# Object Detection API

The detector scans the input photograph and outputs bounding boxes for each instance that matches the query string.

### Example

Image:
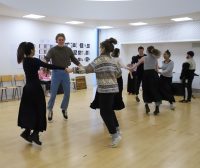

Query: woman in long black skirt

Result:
[90,48,128,111]
[158,50,175,110]
[129,46,162,115]
[17,42,66,145]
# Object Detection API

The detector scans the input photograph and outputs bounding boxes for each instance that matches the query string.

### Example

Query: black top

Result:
[23,57,65,82]
[131,54,147,76]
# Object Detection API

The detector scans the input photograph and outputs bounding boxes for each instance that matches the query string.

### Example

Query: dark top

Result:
[131,54,147,76]
[23,57,65,83]
[45,45,80,67]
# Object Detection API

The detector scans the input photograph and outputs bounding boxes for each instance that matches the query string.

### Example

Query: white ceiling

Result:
[0,0,200,28]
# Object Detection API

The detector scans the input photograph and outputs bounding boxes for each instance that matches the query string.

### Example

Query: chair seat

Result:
[6,86,18,89]
[0,87,6,90]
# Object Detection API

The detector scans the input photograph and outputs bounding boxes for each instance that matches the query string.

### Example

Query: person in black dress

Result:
[158,50,175,110]
[17,42,67,145]
[131,46,146,102]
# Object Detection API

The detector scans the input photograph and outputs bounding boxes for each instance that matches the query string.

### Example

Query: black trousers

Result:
[135,75,143,95]
[99,93,119,134]
[182,76,194,101]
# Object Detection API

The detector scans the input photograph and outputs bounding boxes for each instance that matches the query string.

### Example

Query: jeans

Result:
[47,70,70,111]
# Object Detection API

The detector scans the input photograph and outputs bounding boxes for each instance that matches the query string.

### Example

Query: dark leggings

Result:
[99,93,119,134]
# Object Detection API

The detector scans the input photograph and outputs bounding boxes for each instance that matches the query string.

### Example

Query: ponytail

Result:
[17,42,35,64]
[147,45,161,58]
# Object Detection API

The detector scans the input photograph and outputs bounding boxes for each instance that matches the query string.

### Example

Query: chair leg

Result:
[12,89,14,99]
[5,90,7,101]
[0,90,3,101]
[16,88,19,100]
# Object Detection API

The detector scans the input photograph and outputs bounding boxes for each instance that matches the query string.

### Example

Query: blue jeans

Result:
[48,70,70,111]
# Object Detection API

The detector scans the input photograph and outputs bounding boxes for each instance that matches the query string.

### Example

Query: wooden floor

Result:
[0,89,200,168]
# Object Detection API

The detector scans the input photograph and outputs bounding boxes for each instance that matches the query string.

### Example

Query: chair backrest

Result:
[0,75,13,87]
[14,74,25,86]
[14,74,25,81]
[1,75,12,82]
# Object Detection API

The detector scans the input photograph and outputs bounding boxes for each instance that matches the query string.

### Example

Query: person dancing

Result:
[129,46,162,115]
[158,50,175,110]
[67,38,122,147]
[90,48,127,111]
[17,42,67,145]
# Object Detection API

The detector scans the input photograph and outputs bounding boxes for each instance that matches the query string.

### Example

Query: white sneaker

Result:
[111,135,122,148]
[170,104,175,110]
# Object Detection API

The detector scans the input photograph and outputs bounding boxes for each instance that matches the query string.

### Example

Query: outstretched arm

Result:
[38,59,65,70]
[128,57,144,71]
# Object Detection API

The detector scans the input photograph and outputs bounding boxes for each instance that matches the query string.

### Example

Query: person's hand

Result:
[127,64,132,68]
[65,68,73,73]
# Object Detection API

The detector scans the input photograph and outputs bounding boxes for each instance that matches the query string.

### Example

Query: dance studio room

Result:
[0,0,200,168]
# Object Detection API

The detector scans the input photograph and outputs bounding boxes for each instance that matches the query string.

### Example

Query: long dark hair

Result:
[112,48,120,58]
[100,37,117,54]
[17,42,35,64]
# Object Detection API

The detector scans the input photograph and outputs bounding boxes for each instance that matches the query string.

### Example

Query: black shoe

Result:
[48,109,53,121]
[30,132,42,145]
[136,96,140,102]
[20,130,32,143]
[62,110,68,119]
[186,99,191,103]
[179,99,187,103]
[145,104,150,114]
[154,106,160,116]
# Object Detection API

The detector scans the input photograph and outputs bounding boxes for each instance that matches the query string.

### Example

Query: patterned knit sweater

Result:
[73,54,121,93]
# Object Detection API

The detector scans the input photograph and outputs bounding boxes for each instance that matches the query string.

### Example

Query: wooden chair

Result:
[0,80,7,101]
[0,75,19,100]
[14,74,25,98]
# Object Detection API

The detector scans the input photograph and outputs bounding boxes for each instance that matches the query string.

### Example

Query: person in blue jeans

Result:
[45,33,81,121]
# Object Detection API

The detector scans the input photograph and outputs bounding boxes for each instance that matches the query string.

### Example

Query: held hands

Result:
[65,68,73,73]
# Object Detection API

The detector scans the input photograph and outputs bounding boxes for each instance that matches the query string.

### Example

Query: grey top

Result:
[160,60,174,77]
[45,45,80,68]
[144,52,158,70]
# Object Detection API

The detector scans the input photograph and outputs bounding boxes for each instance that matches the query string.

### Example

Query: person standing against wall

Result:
[45,33,81,121]
[179,51,196,103]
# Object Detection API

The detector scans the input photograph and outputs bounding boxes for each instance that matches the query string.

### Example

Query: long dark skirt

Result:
[159,75,175,103]
[18,81,47,132]
[142,70,162,103]
[90,76,125,110]
[127,72,136,94]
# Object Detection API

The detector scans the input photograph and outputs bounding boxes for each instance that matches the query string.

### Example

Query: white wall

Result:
[100,21,200,89]
[0,15,98,87]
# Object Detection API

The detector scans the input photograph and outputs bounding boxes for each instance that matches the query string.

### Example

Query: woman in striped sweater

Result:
[67,38,122,147]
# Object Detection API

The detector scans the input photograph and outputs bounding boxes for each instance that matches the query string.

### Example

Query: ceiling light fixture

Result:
[65,21,84,24]
[171,17,193,22]
[97,26,113,29]
[23,14,45,19]
[129,22,148,26]
[87,0,132,1]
